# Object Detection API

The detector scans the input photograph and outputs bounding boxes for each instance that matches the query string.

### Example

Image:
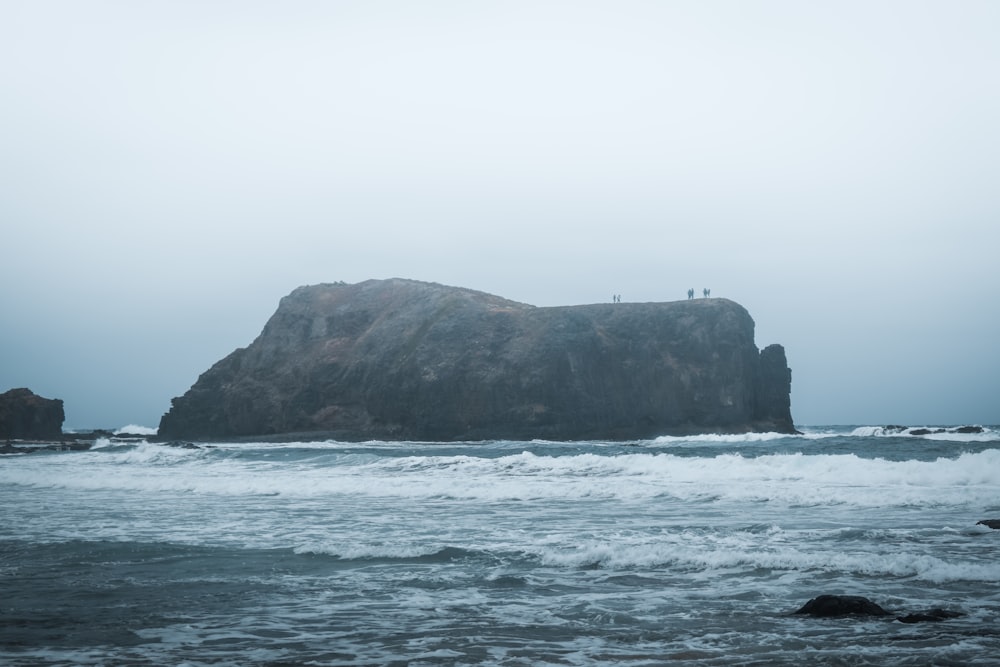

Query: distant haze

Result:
[2,1,998,429]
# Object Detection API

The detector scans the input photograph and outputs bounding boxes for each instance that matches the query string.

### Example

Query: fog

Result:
[2,1,998,429]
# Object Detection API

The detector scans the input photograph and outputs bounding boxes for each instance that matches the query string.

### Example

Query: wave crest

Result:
[114,424,158,436]
[850,425,997,441]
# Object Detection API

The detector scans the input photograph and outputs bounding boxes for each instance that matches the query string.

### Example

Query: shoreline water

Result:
[8,422,997,447]
[2,427,998,665]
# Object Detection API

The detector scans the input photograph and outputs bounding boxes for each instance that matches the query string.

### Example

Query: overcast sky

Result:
[2,1,998,430]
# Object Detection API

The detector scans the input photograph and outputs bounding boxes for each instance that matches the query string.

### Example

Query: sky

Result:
[1,1,998,430]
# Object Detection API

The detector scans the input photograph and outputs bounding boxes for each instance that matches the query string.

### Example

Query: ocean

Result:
[2,427,999,666]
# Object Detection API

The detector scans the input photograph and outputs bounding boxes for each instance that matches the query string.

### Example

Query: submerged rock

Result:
[977,519,1000,530]
[159,279,795,441]
[794,595,892,617]
[0,388,64,440]
[897,609,964,623]
[0,440,92,455]
[161,440,201,450]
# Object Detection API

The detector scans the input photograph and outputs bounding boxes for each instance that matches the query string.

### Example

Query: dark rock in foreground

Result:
[0,388,64,440]
[795,595,892,617]
[795,595,966,624]
[159,279,795,441]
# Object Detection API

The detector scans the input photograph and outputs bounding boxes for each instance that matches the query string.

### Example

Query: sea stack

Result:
[159,279,795,441]
[0,388,65,440]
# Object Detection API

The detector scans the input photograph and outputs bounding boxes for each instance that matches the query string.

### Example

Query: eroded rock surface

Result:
[0,388,64,440]
[160,279,795,441]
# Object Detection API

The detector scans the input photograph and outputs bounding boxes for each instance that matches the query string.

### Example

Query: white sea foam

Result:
[114,424,158,435]
[652,431,797,444]
[850,425,998,441]
[5,435,999,667]
[534,536,1000,582]
[4,444,999,510]
[293,542,445,559]
[89,437,115,449]
[648,426,999,443]
[279,525,1000,584]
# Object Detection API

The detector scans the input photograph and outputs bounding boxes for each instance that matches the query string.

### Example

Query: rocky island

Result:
[0,388,64,440]
[159,279,794,441]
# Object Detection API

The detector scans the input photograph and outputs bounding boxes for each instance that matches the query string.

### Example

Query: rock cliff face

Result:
[0,388,65,440]
[159,279,794,441]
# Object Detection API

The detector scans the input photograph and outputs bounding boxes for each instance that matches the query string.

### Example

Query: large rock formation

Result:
[0,388,65,440]
[159,279,795,441]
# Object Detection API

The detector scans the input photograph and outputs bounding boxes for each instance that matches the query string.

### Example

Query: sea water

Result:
[2,427,999,666]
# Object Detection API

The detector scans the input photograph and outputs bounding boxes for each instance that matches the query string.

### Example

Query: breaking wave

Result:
[3,443,998,508]
[114,424,158,436]
[850,425,998,441]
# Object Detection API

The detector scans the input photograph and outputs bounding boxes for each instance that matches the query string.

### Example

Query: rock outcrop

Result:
[878,425,985,437]
[896,609,964,623]
[795,595,892,617]
[0,388,65,440]
[159,279,795,441]
[794,595,964,624]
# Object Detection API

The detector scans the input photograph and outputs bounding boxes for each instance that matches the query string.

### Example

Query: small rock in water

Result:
[795,595,891,617]
[977,519,1000,530]
[897,609,964,624]
[162,440,201,450]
